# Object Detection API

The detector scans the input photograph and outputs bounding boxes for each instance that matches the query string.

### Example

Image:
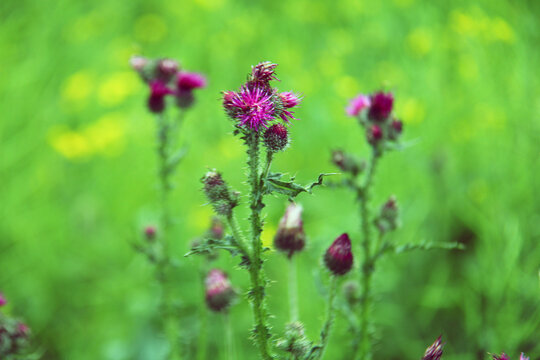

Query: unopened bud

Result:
[331,150,364,177]
[15,323,30,338]
[423,336,443,360]
[201,170,239,217]
[250,61,278,85]
[263,124,289,152]
[368,91,394,122]
[324,233,353,276]
[279,92,301,109]
[205,269,235,312]
[274,203,306,258]
[388,119,403,141]
[276,322,311,358]
[375,196,399,233]
[130,55,148,72]
[144,226,157,241]
[175,89,195,108]
[367,124,383,145]
[156,58,179,82]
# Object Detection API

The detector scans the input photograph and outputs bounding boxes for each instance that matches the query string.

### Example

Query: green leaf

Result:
[264,173,338,199]
[184,236,240,257]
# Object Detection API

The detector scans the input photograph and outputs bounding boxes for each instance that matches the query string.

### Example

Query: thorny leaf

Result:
[374,241,465,261]
[184,235,240,257]
[264,172,337,199]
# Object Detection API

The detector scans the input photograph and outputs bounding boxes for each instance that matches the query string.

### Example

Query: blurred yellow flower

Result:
[62,71,94,104]
[450,9,514,44]
[407,28,433,57]
[398,98,425,125]
[134,15,167,43]
[48,113,127,160]
[98,72,140,107]
[334,76,360,99]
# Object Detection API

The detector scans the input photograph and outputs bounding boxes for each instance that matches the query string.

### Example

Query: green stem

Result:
[318,276,338,359]
[197,260,208,360]
[356,149,379,360]
[288,258,298,322]
[226,214,251,259]
[246,131,273,359]
[223,313,235,360]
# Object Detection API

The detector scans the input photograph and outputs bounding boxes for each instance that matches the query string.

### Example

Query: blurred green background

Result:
[1,0,539,359]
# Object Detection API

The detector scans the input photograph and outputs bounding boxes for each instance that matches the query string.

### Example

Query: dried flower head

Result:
[263,123,289,152]
[346,94,371,117]
[274,203,306,258]
[423,336,443,360]
[324,233,353,276]
[156,58,179,82]
[368,91,394,121]
[205,269,236,312]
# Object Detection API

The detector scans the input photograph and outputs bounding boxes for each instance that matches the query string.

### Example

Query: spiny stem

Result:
[288,258,299,322]
[356,149,379,360]
[226,214,251,259]
[246,131,273,359]
[318,276,338,359]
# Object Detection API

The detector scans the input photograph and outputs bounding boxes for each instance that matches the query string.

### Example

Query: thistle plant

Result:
[332,91,463,359]
[130,56,206,359]
[193,61,335,359]
[0,293,35,359]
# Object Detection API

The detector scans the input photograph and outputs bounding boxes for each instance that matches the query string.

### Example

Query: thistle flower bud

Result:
[201,170,239,217]
[0,293,6,307]
[375,196,399,233]
[274,203,306,258]
[346,94,371,117]
[130,55,148,72]
[492,354,510,360]
[368,91,394,122]
[324,233,353,276]
[148,80,174,113]
[177,71,207,91]
[175,89,195,109]
[15,323,30,338]
[156,58,179,82]
[276,322,311,358]
[263,124,289,152]
[205,269,235,312]
[279,92,301,109]
[423,336,443,360]
[331,150,364,177]
[388,119,403,141]
[144,225,157,241]
[367,124,383,145]
[250,61,278,85]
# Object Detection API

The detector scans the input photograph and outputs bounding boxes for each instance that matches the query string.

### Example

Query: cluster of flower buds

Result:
[222,62,301,149]
[324,233,354,276]
[492,353,530,360]
[331,150,365,177]
[130,56,206,113]
[274,203,306,258]
[275,322,311,358]
[422,336,443,360]
[204,269,236,312]
[201,170,239,217]
[0,294,31,357]
[346,91,403,151]
[374,196,399,234]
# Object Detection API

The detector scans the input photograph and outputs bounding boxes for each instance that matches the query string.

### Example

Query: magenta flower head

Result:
[223,85,275,131]
[389,119,404,141]
[177,71,207,91]
[279,92,301,109]
[144,225,157,241]
[274,203,306,258]
[263,123,289,152]
[346,94,371,117]
[423,336,443,360]
[324,233,353,276]
[0,292,6,307]
[368,91,394,121]
[148,80,174,113]
[205,269,236,312]
[250,61,278,86]
[492,354,510,360]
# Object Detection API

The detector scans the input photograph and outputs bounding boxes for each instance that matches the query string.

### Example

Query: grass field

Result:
[1,0,539,359]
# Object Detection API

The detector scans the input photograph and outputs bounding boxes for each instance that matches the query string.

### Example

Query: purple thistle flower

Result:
[423,336,443,360]
[520,353,530,360]
[147,80,174,113]
[177,71,207,91]
[250,61,278,86]
[368,91,394,121]
[205,269,235,312]
[0,292,6,307]
[274,202,306,258]
[346,94,371,117]
[492,354,510,360]
[279,92,301,108]
[223,85,276,131]
[324,233,353,276]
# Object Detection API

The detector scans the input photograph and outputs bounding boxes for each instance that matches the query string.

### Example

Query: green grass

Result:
[1,0,539,359]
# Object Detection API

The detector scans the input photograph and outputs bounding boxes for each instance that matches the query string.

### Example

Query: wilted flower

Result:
[324,233,353,276]
[368,92,394,121]
[205,269,236,312]
[0,293,6,307]
[346,94,371,117]
[274,203,306,258]
[263,123,289,152]
[423,336,443,360]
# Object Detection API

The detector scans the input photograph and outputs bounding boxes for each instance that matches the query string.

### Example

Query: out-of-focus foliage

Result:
[0,0,539,359]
